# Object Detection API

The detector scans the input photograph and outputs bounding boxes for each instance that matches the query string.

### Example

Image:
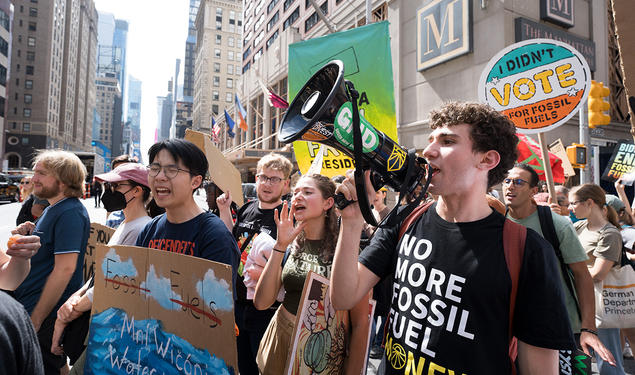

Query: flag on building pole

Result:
[258,79,289,109]
[224,109,235,138]
[211,117,220,143]
[234,94,248,131]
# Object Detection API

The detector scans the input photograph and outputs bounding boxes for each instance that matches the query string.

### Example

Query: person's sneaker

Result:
[369,346,383,359]
[624,345,633,359]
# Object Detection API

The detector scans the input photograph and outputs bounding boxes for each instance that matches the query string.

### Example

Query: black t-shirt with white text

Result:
[359,203,574,374]
[233,200,282,302]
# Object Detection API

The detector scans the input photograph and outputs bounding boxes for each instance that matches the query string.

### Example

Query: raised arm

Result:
[216,191,234,231]
[331,170,380,310]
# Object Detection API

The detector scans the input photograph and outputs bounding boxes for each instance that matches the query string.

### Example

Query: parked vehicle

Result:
[242,183,257,203]
[0,173,20,202]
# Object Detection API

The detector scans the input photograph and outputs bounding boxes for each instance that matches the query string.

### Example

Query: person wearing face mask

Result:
[50,163,154,373]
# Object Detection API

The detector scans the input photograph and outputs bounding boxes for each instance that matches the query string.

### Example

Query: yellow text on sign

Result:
[490,63,576,106]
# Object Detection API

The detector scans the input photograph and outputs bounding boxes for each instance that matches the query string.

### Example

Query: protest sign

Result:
[85,244,237,374]
[288,21,397,178]
[83,223,115,283]
[548,139,576,178]
[479,38,591,200]
[286,271,373,375]
[478,39,591,134]
[601,141,635,184]
[185,129,244,206]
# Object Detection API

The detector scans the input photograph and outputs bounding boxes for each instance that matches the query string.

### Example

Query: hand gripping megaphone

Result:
[278,60,431,226]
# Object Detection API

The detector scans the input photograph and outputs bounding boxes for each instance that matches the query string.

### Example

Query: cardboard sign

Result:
[478,39,591,134]
[601,141,635,184]
[85,244,237,374]
[185,129,244,207]
[286,271,373,375]
[83,223,115,283]
[548,139,576,177]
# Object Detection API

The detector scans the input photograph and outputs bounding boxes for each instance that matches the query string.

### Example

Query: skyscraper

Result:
[127,75,142,160]
[192,0,242,134]
[183,0,200,104]
[4,0,98,169]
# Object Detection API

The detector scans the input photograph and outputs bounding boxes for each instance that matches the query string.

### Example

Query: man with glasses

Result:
[216,153,292,375]
[503,163,614,363]
[135,138,239,294]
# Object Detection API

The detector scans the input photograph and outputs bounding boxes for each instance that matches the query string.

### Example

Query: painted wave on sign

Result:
[85,307,234,375]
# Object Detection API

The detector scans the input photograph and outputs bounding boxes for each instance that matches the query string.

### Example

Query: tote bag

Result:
[595,259,635,328]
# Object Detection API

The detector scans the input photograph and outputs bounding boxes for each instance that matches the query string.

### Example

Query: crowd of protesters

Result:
[2,101,635,375]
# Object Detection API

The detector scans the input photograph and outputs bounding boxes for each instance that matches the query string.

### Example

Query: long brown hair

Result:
[292,174,338,262]
[571,183,620,228]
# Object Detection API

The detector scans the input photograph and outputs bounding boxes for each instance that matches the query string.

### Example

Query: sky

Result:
[93,0,190,161]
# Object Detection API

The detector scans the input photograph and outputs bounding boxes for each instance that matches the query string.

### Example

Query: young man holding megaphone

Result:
[330,102,575,374]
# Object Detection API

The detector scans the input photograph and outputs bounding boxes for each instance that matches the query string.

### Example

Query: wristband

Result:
[580,328,598,336]
[273,248,286,254]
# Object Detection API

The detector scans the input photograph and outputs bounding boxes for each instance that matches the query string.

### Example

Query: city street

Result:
[2,194,635,374]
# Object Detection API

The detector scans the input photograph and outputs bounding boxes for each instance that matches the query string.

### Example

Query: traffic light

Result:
[566,143,586,168]
[588,80,610,128]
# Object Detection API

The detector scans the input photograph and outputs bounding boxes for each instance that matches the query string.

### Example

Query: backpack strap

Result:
[503,218,526,374]
[398,201,434,239]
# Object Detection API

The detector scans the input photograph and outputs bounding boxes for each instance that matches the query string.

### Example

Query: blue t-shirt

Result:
[14,198,89,316]
[136,212,240,296]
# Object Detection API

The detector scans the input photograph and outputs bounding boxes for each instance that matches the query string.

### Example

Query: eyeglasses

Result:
[105,182,132,192]
[20,180,31,185]
[503,178,529,187]
[256,174,284,184]
[569,200,586,206]
[557,199,569,206]
[147,164,191,179]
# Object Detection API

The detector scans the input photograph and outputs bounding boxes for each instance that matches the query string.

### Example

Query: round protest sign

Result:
[478,39,591,134]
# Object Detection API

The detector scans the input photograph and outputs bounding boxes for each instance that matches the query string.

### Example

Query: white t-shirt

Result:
[108,216,152,246]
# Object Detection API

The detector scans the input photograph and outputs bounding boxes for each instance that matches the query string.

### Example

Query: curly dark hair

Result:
[291,174,338,263]
[429,102,518,188]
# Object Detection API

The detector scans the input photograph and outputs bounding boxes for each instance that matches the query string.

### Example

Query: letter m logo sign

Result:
[417,0,472,71]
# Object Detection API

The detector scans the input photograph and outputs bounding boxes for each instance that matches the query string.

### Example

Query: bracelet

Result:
[273,248,286,254]
[580,328,598,336]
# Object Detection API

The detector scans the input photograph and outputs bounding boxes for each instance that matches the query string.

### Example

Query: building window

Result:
[267,0,279,13]
[228,51,234,61]
[216,20,222,30]
[283,0,296,11]
[253,31,264,47]
[26,51,35,61]
[213,91,219,101]
[226,93,232,102]
[29,7,37,17]
[28,22,36,31]
[253,48,263,62]
[243,46,251,61]
[267,30,279,49]
[228,37,234,47]
[26,66,34,75]
[0,98,4,117]
[305,1,328,32]
[22,137,29,145]
[0,37,7,57]
[243,62,251,73]
[227,78,233,88]
[214,62,220,73]
[228,64,234,75]
[283,7,299,30]
[24,94,32,104]
[0,10,9,31]
[0,65,5,87]
[214,49,221,58]
[25,80,33,89]
[215,34,221,45]
[216,7,222,16]
[23,123,30,132]
[213,76,219,87]
[27,37,35,47]
[267,11,279,32]
[23,108,31,117]
[212,104,219,115]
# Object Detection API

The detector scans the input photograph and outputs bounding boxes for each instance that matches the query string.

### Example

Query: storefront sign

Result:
[478,39,591,134]
[540,0,574,28]
[515,17,595,71]
[416,0,472,71]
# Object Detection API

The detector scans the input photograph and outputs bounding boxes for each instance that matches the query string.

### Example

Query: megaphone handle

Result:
[334,193,353,210]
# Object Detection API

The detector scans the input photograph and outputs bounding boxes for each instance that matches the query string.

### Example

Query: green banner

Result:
[288,21,397,177]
